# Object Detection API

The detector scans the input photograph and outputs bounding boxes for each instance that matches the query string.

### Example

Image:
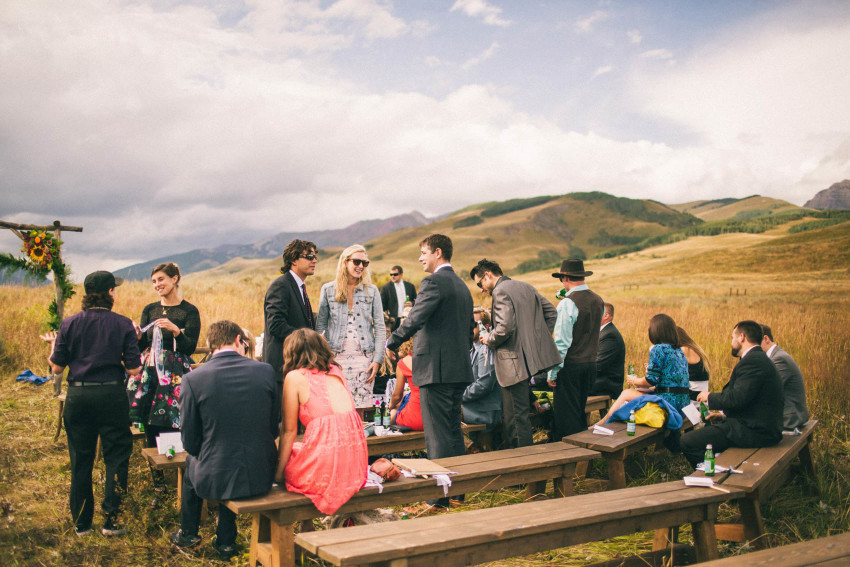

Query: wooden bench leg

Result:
[177,468,183,503]
[652,526,679,551]
[799,440,816,478]
[574,460,589,479]
[554,463,577,497]
[606,451,627,490]
[95,436,102,462]
[692,519,719,562]
[526,481,547,500]
[250,513,268,566]
[740,497,766,549]
[270,520,295,567]
[54,399,64,441]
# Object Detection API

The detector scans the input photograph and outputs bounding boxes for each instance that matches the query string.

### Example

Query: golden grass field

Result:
[1,221,849,566]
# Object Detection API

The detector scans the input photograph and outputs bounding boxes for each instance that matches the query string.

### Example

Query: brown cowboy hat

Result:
[551,258,593,278]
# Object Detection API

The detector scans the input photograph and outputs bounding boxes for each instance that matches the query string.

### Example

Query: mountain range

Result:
[804,180,850,210]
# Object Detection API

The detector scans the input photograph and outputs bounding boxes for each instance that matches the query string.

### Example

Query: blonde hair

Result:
[398,338,414,358]
[676,326,712,377]
[333,244,372,303]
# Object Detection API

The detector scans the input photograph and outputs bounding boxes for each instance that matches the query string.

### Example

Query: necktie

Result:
[302,283,314,329]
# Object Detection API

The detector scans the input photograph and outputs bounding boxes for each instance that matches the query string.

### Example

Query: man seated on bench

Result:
[170,320,278,560]
[680,320,785,468]
[760,324,809,434]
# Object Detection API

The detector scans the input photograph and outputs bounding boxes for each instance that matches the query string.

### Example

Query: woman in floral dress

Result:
[316,245,385,411]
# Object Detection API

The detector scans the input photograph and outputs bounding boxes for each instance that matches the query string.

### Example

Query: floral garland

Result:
[0,230,75,330]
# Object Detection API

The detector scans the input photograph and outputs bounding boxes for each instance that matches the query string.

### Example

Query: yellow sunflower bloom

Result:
[30,246,45,261]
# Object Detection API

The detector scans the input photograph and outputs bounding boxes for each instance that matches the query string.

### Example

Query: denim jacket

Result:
[316,282,386,364]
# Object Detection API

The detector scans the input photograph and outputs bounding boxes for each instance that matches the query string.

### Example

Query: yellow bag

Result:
[633,402,668,428]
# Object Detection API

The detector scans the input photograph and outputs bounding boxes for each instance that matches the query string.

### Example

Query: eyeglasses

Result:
[298,254,317,261]
[389,272,400,277]
[350,259,370,267]
[475,280,484,289]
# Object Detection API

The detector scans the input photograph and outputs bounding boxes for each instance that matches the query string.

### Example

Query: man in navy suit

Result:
[680,320,784,468]
[387,234,474,508]
[171,320,277,559]
[263,239,318,385]
[590,302,626,400]
[380,265,417,331]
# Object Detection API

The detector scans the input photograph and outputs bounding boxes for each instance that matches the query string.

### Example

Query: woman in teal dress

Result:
[596,313,689,425]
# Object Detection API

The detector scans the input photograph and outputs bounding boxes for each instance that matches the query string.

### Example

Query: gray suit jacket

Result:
[487,276,560,387]
[768,346,809,430]
[387,266,474,386]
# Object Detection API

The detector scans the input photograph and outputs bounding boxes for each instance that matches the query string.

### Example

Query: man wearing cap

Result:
[263,239,318,388]
[41,271,142,537]
[547,259,605,440]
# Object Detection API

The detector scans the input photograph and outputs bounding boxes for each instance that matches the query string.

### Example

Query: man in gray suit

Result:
[171,320,277,559]
[761,324,809,432]
[387,234,474,508]
[471,259,560,448]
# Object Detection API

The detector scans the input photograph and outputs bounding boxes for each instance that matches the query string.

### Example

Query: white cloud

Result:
[592,65,613,79]
[461,41,500,70]
[640,48,674,61]
[425,55,442,68]
[574,10,610,33]
[627,29,642,44]
[450,0,511,28]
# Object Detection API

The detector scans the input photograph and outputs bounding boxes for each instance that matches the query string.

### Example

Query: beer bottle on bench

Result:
[704,444,715,476]
[627,410,636,436]
[374,401,382,427]
[382,402,391,427]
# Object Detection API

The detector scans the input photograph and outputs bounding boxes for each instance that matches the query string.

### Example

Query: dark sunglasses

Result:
[298,254,317,261]
[389,272,400,277]
[476,280,484,289]
[350,258,370,267]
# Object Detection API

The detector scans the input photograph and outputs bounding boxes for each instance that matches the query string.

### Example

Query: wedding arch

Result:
[0,220,82,330]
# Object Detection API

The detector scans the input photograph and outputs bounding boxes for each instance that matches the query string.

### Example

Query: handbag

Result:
[370,458,402,481]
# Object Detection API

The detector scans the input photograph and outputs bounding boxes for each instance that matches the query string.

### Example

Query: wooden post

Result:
[52,220,64,321]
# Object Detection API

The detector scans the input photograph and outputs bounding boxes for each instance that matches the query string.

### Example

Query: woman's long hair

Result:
[677,325,712,377]
[333,244,372,303]
[648,313,680,347]
[282,328,336,376]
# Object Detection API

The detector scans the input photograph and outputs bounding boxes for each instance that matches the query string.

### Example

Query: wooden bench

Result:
[296,480,744,566]
[564,420,691,490]
[225,442,600,567]
[697,530,850,566]
[682,420,818,549]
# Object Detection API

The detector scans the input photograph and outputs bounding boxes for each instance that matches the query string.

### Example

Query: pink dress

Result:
[284,366,368,515]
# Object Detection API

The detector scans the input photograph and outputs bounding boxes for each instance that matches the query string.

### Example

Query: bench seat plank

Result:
[697,530,850,567]
[297,481,743,567]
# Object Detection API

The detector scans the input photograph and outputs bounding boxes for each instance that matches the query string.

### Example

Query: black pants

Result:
[501,380,533,448]
[552,361,596,441]
[680,425,733,468]
[419,383,466,507]
[181,474,237,545]
[64,384,132,530]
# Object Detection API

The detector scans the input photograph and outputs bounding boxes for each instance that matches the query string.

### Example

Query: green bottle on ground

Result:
[704,444,715,476]
[626,410,636,436]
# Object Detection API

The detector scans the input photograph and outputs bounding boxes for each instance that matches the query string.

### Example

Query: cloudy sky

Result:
[2,0,849,278]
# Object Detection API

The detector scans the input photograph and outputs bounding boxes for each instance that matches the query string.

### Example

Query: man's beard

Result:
[731,344,741,357]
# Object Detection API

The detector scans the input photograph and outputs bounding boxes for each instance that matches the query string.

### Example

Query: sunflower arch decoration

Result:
[0,220,82,330]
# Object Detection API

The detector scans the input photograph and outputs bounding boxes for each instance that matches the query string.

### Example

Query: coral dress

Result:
[394,358,423,431]
[284,366,368,514]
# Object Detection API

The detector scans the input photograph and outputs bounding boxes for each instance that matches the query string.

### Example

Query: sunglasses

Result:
[389,272,400,277]
[476,280,484,289]
[298,254,317,261]
[350,258,370,267]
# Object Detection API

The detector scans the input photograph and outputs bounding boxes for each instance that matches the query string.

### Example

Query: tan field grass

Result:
[1,224,849,566]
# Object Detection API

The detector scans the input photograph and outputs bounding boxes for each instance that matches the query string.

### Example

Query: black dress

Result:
[687,358,709,401]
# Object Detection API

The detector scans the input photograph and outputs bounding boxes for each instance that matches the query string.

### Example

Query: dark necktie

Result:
[302,283,314,329]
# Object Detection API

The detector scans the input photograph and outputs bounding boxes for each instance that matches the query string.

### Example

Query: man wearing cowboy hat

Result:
[546,259,604,439]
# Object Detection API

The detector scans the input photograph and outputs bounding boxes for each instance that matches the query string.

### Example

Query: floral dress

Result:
[335,311,373,409]
[645,343,690,412]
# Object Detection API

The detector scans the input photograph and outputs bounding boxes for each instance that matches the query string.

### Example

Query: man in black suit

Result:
[387,234,474,508]
[171,320,277,559]
[680,320,785,468]
[380,265,417,331]
[590,302,626,400]
[263,239,318,384]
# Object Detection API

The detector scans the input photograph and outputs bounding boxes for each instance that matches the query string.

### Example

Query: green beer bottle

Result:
[704,444,715,476]
[699,401,710,423]
[166,445,176,460]
[626,410,636,436]
[382,402,391,427]
[374,400,382,427]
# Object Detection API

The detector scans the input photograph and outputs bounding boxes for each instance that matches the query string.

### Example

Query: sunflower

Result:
[30,246,46,261]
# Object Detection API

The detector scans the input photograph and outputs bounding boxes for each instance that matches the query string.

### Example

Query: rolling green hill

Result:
[670,195,809,221]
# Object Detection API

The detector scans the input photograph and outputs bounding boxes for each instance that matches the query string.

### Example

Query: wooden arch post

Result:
[0,219,83,323]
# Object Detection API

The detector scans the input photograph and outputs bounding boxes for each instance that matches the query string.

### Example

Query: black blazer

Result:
[380,280,417,319]
[708,346,784,447]
[591,322,626,399]
[181,351,278,501]
[387,266,474,386]
[263,271,314,379]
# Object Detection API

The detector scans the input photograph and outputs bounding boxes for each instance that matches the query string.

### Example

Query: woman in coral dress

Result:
[274,329,368,515]
[388,339,423,430]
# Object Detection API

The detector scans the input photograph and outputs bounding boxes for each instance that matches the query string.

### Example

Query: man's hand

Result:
[39,331,57,344]
[696,391,710,404]
[547,379,556,388]
[706,411,725,423]
[385,349,397,363]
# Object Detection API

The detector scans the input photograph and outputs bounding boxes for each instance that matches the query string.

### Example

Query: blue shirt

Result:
[547,284,588,382]
[645,343,690,410]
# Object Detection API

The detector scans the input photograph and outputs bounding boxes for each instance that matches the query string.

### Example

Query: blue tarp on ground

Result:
[15,369,50,385]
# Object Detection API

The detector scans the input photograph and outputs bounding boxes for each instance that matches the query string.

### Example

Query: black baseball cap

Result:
[84,271,123,294]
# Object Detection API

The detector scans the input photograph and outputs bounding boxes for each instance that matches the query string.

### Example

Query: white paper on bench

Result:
[683,475,715,487]
[155,431,184,455]
[593,425,614,435]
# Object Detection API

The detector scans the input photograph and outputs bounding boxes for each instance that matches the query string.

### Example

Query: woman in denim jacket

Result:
[316,245,386,409]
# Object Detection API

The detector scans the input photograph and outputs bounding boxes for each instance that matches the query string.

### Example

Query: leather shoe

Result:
[213,538,240,561]
[170,529,201,548]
